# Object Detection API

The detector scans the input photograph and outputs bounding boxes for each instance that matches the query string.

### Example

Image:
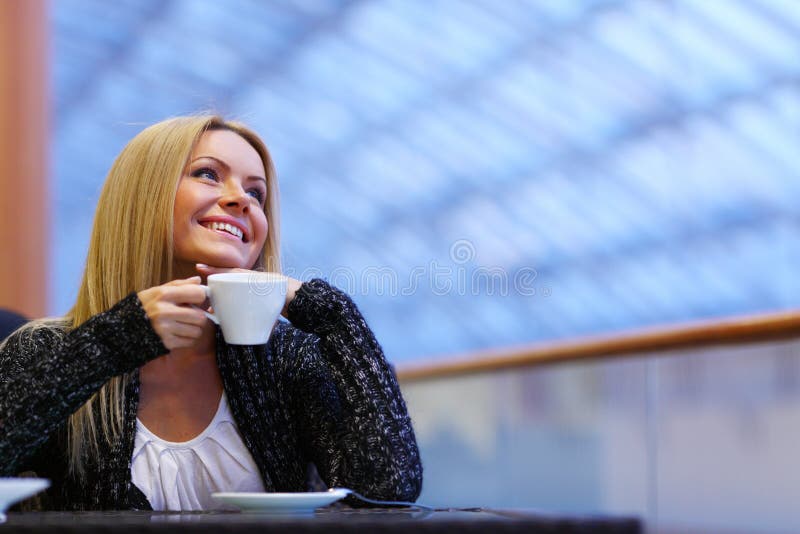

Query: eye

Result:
[247,189,265,203]
[191,167,219,182]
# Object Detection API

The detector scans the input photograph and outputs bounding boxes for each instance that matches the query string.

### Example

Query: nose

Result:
[219,182,250,214]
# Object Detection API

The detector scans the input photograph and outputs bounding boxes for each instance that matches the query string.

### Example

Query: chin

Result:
[176,242,261,270]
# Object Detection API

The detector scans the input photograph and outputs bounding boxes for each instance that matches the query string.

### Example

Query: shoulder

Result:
[2,319,69,350]
[0,319,70,374]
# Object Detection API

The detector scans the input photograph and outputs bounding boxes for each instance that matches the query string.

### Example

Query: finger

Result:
[166,276,202,286]
[148,303,207,331]
[170,306,209,327]
[161,285,208,305]
[195,264,250,275]
[168,322,204,339]
[163,334,199,350]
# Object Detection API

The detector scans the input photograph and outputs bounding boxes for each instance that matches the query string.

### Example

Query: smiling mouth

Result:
[201,221,247,242]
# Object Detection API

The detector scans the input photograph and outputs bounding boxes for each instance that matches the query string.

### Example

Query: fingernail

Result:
[196,263,208,269]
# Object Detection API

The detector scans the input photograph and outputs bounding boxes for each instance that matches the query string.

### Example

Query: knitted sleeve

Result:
[284,278,423,502]
[0,293,168,476]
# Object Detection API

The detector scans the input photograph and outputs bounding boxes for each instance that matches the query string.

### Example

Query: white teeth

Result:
[205,222,244,240]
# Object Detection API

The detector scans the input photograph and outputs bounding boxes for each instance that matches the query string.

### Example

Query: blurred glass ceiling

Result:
[51,0,800,363]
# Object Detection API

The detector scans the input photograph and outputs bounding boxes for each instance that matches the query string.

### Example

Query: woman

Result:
[0,115,422,511]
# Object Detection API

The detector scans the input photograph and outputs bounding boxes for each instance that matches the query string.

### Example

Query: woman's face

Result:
[173,129,269,272]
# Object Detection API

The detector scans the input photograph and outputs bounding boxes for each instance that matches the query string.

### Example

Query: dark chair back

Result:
[0,308,27,341]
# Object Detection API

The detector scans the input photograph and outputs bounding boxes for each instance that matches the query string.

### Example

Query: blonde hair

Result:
[44,115,279,476]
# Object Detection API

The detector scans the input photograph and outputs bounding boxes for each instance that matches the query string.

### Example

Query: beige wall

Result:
[0,0,49,317]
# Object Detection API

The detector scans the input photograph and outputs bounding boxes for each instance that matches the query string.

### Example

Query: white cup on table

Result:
[201,272,287,345]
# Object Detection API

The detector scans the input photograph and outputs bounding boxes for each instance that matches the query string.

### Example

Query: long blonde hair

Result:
[57,115,280,476]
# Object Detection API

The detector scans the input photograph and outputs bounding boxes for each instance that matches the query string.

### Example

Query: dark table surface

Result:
[0,508,641,533]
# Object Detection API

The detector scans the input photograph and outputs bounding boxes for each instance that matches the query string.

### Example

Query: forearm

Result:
[287,279,423,500]
[0,293,168,475]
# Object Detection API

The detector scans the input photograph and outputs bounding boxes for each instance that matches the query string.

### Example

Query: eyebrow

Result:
[191,155,267,184]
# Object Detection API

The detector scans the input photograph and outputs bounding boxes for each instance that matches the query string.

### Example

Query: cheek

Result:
[173,182,209,247]
[173,183,197,225]
[253,212,269,245]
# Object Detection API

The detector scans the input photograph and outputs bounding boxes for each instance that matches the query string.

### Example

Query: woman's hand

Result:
[137,276,209,350]
[195,263,303,318]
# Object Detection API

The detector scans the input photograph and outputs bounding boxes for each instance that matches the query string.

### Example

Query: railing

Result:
[396,310,800,534]
[397,310,800,381]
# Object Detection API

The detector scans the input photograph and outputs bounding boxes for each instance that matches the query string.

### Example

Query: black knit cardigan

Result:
[0,279,422,510]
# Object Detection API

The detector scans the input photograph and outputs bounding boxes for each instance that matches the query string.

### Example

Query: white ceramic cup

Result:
[202,272,288,345]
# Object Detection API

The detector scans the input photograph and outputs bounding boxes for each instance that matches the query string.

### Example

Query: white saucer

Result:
[0,478,50,521]
[212,489,351,515]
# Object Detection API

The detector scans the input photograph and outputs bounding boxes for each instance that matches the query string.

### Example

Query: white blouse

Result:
[131,392,266,511]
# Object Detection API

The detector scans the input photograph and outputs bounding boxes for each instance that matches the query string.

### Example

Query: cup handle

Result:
[198,285,219,325]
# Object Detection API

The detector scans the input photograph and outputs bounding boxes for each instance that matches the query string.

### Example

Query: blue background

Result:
[51,0,800,363]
